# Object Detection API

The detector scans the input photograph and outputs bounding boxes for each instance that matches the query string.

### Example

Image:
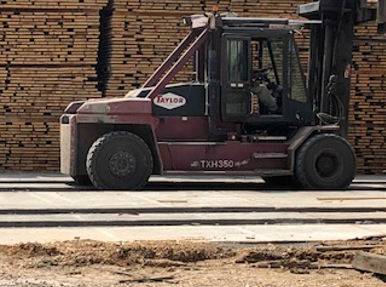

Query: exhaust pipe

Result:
[377,0,386,33]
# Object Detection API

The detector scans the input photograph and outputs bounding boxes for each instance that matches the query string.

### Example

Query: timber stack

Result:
[0,0,385,174]
[104,0,309,97]
[0,0,107,171]
[349,23,386,174]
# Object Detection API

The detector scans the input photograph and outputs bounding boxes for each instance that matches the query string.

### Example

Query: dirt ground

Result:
[0,237,385,287]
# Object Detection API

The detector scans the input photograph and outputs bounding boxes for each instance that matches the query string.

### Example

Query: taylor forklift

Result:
[60,0,386,190]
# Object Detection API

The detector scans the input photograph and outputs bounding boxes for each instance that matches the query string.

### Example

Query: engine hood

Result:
[76,97,152,115]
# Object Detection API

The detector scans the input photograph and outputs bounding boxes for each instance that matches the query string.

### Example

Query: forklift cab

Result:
[220,28,314,126]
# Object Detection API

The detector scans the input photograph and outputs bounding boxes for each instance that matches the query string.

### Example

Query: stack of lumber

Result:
[0,0,107,171]
[104,1,193,97]
[103,0,309,97]
[0,0,385,174]
[0,0,108,9]
[81,0,386,174]
[349,23,386,174]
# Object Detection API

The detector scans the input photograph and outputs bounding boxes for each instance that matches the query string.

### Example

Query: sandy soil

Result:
[0,238,385,287]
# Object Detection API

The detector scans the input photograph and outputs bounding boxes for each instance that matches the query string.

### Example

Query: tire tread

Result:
[295,133,356,189]
[86,131,153,190]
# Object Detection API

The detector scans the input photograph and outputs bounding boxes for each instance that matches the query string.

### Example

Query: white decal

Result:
[190,159,250,169]
[235,159,250,168]
[153,92,186,110]
[191,161,200,168]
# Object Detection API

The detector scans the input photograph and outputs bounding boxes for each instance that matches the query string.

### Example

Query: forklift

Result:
[60,0,386,190]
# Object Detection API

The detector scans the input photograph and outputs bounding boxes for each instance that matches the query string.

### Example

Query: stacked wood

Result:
[349,23,386,174]
[0,0,107,171]
[0,0,385,174]
[0,11,101,65]
[103,1,193,97]
[0,0,108,9]
[100,0,386,175]
[0,66,101,171]
[104,0,309,97]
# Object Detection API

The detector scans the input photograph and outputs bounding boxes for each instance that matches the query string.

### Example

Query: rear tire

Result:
[86,131,153,190]
[295,133,356,189]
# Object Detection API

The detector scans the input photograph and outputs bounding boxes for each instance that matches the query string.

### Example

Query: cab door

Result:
[221,36,251,122]
[220,29,313,125]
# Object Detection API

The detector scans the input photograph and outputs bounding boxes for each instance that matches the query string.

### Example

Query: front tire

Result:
[86,131,153,190]
[295,133,356,189]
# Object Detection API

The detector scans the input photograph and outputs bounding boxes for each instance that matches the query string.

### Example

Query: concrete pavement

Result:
[0,173,384,245]
[0,173,384,183]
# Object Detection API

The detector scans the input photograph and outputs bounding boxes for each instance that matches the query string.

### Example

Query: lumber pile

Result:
[104,0,308,97]
[0,0,107,171]
[349,23,386,174]
[103,1,195,97]
[0,0,385,173]
[0,0,108,9]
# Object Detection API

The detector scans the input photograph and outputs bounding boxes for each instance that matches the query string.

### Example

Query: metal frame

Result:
[146,28,209,100]
[142,30,201,88]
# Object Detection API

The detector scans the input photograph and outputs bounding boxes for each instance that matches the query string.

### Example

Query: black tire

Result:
[295,133,356,189]
[72,175,92,186]
[262,175,299,188]
[86,131,153,190]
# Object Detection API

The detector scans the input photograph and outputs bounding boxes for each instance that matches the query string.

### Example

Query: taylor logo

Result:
[153,93,186,110]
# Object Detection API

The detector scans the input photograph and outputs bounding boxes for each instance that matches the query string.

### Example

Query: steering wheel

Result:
[252,67,272,82]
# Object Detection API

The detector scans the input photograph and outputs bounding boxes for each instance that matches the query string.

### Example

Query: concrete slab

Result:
[0,174,383,245]
[0,173,384,184]
[0,212,386,226]
[1,190,384,210]
[1,212,385,223]
[0,224,384,244]
[0,173,71,182]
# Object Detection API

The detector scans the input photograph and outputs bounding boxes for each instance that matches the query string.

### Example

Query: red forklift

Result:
[60,0,386,190]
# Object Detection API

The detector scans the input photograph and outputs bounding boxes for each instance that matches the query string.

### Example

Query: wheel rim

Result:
[315,152,340,178]
[108,150,136,177]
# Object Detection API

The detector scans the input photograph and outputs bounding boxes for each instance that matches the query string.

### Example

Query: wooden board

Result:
[352,251,386,276]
